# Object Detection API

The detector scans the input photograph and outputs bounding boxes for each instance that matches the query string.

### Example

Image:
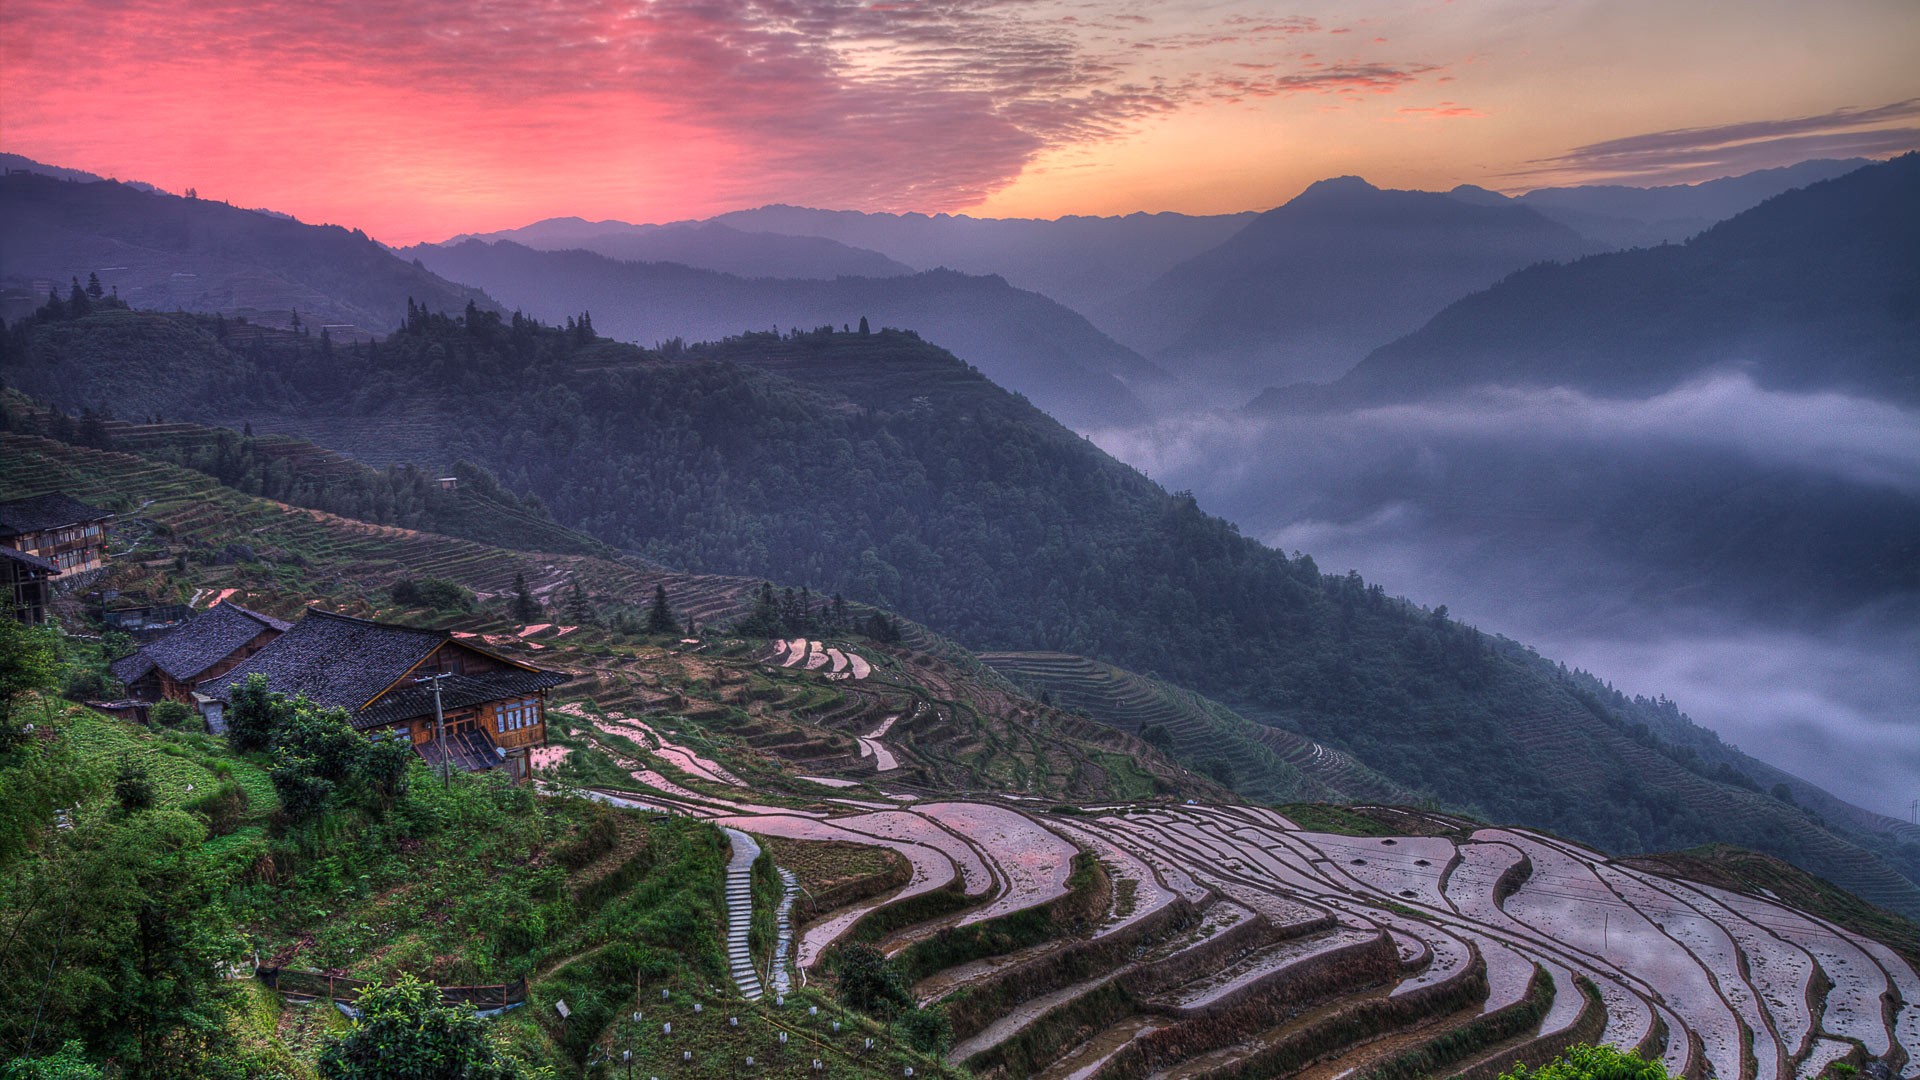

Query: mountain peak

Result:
[1291,175,1381,202]
[1447,184,1510,206]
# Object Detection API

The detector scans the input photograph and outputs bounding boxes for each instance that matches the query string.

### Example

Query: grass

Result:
[761,836,907,918]
[505,978,964,1079]
[64,708,278,819]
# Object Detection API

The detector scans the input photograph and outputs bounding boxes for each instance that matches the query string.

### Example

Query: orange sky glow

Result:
[3,0,1917,243]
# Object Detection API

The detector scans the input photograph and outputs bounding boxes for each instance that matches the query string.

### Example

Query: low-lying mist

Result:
[1092,374,1920,819]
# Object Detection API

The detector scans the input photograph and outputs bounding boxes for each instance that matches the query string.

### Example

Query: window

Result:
[494,697,541,734]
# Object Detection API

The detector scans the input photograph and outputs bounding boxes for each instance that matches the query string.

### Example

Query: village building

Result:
[111,602,292,705]
[195,609,566,781]
[0,492,114,576]
[1,544,58,624]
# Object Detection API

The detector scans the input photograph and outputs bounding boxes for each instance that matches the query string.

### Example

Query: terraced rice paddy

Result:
[656,781,1920,1080]
[916,802,1078,925]
[772,638,874,680]
[856,716,899,771]
[17,432,1915,1079]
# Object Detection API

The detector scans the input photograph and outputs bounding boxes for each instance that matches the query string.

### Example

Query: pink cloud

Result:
[0,0,1452,239]
[1397,102,1486,119]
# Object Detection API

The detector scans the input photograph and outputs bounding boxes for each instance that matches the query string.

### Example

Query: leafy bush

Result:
[183,780,251,836]
[1501,1044,1672,1080]
[0,1040,104,1079]
[227,677,414,825]
[149,699,195,729]
[114,760,155,813]
[390,577,474,612]
[318,974,524,1079]
[900,1005,952,1056]
[829,943,911,1017]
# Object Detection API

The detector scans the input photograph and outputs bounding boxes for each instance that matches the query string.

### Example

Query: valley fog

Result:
[1093,374,1920,819]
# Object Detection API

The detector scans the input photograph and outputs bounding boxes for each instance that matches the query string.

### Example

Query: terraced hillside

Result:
[18,305,1920,918]
[984,651,1414,805]
[5,400,614,558]
[559,747,1920,1080]
[16,424,1920,1080]
[0,430,755,627]
[0,431,1214,808]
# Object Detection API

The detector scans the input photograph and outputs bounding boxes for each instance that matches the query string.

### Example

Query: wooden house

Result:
[111,602,292,704]
[1,544,57,624]
[0,492,113,575]
[195,609,567,781]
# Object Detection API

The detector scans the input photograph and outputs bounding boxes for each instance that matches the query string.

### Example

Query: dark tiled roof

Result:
[415,727,506,773]
[351,668,568,731]
[0,493,112,536]
[198,609,446,710]
[110,602,292,685]
[0,545,57,573]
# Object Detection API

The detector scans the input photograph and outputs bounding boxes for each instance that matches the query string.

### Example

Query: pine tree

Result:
[510,571,541,623]
[858,316,870,336]
[564,577,595,625]
[646,584,677,635]
[85,272,104,299]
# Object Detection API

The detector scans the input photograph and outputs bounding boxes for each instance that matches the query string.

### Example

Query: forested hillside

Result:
[404,239,1174,429]
[10,299,1918,914]
[0,171,499,333]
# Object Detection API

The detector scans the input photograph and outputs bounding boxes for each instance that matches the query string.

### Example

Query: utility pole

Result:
[1910,798,1917,825]
[416,672,451,788]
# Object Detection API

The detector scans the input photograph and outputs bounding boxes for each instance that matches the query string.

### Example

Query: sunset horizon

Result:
[5,0,1916,244]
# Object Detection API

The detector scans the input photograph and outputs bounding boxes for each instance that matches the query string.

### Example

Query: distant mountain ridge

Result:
[1261,152,1920,410]
[1498,157,1876,248]
[710,204,1257,316]
[1099,175,1601,398]
[445,218,915,279]
[0,152,159,192]
[405,238,1176,428]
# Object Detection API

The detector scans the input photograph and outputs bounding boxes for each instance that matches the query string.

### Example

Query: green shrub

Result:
[829,943,911,1017]
[1500,1044,1672,1080]
[1,1040,104,1079]
[900,1005,953,1056]
[184,780,251,836]
[318,974,524,1079]
[149,699,195,729]
[390,577,474,612]
[552,804,619,869]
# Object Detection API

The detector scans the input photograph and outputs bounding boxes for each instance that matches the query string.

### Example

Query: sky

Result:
[2,0,1918,242]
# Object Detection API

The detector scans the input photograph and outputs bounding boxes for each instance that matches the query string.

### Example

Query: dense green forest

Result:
[6,299,1917,911]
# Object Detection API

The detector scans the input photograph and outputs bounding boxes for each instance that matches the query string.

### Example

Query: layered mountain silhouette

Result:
[1261,153,1920,410]
[710,204,1256,316]
[444,218,914,280]
[0,170,497,334]
[1487,157,1875,248]
[1098,176,1601,399]
[406,239,1175,428]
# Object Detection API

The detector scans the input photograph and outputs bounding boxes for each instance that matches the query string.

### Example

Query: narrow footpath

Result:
[772,868,798,996]
[722,827,766,1001]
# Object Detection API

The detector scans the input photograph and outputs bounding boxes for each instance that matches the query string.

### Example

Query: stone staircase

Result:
[721,827,765,1001]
